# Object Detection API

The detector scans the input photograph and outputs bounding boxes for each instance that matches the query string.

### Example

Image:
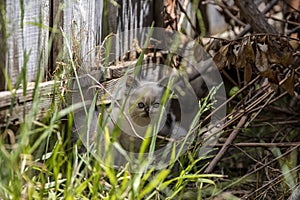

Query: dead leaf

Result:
[244,63,252,84]
[268,38,294,66]
[257,42,268,52]
[260,69,278,84]
[281,69,295,96]
[213,52,227,70]
[220,43,230,56]
[289,40,299,50]
[236,37,255,69]
[280,47,295,66]
[235,42,245,68]
[244,37,255,64]
[213,43,230,70]
[255,48,269,72]
[228,43,238,67]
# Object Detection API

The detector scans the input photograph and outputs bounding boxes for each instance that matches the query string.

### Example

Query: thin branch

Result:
[213,145,300,197]
[176,0,198,34]
[208,0,247,27]
[204,115,248,173]
[212,142,300,147]
[245,165,300,198]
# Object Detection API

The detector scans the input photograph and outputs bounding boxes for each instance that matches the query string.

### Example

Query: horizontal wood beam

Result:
[0,61,137,127]
[0,81,59,127]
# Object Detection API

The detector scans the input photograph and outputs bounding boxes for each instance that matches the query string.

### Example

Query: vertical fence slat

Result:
[1,0,157,91]
[0,0,7,91]
[4,0,49,88]
[49,0,63,75]
[58,0,102,71]
[40,0,50,79]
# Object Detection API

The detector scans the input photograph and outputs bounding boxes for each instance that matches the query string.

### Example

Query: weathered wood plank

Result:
[5,0,50,88]
[0,0,7,91]
[0,56,160,126]
[0,80,58,127]
[58,0,101,69]
[0,0,159,126]
[1,0,157,91]
[49,0,64,74]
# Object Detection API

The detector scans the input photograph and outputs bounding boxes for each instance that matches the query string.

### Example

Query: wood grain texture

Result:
[0,80,58,127]
[0,0,7,91]
[2,0,156,86]
[61,0,100,68]
[0,0,157,126]
[5,0,49,87]
[0,58,158,126]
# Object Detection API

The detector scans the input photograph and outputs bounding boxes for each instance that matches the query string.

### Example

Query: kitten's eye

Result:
[153,102,160,108]
[137,102,145,109]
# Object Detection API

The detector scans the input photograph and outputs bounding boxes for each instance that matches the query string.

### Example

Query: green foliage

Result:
[0,28,222,200]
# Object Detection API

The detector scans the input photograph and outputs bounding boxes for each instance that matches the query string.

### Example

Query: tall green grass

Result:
[0,58,223,200]
[0,7,224,200]
[0,70,222,200]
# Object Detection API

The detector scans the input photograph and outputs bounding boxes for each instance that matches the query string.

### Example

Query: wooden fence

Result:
[0,0,159,125]
[0,0,166,90]
[0,0,201,126]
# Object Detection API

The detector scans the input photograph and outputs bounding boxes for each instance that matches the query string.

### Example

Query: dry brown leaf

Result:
[213,43,230,70]
[257,42,268,52]
[213,52,227,70]
[244,37,255,64]
[163,0,177,30]
[220,43,230,56]
[281,69,295,96]
[255,48,269,73]
[257,35,267,44]
[280,47,294,66]
[228,43,238,67]
[244,63,252,84]
[235,42,245,68]
[289,40,299,50]
[267,38,294,66]
[210,34,298,90]
[260,69,277,84]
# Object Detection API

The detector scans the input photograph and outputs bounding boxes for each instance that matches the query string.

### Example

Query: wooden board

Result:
[5,0,49,88]
[0,0,157,126]
[0,56,159,127]
[0,80,58,127]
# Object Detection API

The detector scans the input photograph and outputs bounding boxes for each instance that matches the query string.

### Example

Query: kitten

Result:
[109,75,173,153]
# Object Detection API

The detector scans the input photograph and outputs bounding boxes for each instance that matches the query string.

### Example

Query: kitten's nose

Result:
[144,106,149,113]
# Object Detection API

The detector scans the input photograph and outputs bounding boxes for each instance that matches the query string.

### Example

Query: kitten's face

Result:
[128,83,164,127]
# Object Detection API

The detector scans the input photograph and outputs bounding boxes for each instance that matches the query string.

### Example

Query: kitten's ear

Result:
[126,76,140,87]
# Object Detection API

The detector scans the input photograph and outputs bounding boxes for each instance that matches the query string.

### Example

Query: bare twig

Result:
[176,0,198,34]
[204,115,248,173]
[252,119,300,127]
[208,0,247,27]
[198,75,260,130]
[212,142,300,147]
[269,16,300,27]
[213,145,300,197]
[245,165,300,198]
